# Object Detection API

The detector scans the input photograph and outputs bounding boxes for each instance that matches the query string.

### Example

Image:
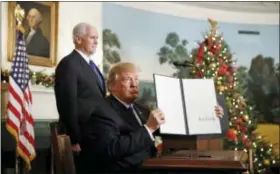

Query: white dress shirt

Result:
[26,29,36,45]
[75,49,93,64]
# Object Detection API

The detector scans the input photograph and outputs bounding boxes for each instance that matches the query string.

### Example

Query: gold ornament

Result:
[14,4,25,25]
[243,115,249,121]
[209,63,216,68]
[233,129,237,135]
[208,18,218,37]
[264,159,270,166]
[14,4,25,33]
[219,86,225,92]
[239,96,246,106]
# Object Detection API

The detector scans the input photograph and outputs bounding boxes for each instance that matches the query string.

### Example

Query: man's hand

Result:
[146,109,166,133]
[215,105,224,119]
[72,143,81,152]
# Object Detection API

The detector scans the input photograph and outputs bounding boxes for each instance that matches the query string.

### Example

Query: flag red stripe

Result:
[6,118,19,134]
[22,108,35,145]
[23,91,34,125]
[8,83,23,106]
[27,86,32,104]
[24,90,30,103]
[7,102,21,120]
[24,130,35,147]
[19,141,31,158]
[22,107,34,125]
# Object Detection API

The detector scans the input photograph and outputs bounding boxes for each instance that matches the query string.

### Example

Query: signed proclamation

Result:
[153,74,222,135]
[182,79,221,135]
[154,75,186,135]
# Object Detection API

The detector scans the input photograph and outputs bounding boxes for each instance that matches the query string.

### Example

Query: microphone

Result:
[173,60,194,67]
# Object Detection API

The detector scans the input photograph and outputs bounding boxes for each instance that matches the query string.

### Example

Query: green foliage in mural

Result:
[103,29,122,78]
[157,32,191,78]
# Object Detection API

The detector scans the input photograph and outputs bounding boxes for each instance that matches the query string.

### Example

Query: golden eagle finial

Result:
[14,4,25,33]
[208,18,217,36]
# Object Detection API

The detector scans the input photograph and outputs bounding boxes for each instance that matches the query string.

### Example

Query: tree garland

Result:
[1,68,55,88]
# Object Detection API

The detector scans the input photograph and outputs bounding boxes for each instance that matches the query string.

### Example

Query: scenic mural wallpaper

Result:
[102,3,279,124]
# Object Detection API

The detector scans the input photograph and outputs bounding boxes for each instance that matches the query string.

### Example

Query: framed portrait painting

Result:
[8,2,59,67]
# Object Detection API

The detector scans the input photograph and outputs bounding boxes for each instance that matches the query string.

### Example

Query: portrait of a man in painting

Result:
[8,2,58,67]
[24,7,50,58]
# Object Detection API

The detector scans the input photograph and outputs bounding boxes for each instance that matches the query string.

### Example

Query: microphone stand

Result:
[172,60,197,79]
[173,60,194,68]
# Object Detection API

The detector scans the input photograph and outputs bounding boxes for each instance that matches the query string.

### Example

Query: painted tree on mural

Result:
[103,29,122,78]
[246,55,280,123]
[136,87,155,108]
[157,32,191,78]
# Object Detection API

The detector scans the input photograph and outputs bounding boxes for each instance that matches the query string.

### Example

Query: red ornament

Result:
[215,43,221,52]
[195,71,202,78]
[227,129,237,141]
[218,64,229,75]
[236,125,241,131]
[237,118,243,123]
[196,43,205,64]
[207,38,214,49]
[240,126,247,132]
[242,134,250,147]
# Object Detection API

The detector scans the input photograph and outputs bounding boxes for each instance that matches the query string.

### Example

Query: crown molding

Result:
[174,2,279,14]
[111,2,279,25]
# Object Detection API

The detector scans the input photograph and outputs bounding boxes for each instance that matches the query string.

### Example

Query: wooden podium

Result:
[142,150,247,174]
[161,134,225,152]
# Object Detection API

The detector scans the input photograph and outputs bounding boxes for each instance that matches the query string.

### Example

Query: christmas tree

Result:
[189,18,279,173]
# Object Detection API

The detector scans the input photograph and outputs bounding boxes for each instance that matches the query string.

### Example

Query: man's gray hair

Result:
[28,8,43,25]
[72,23,90,45]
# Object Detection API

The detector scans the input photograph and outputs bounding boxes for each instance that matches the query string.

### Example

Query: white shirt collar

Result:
[113,95,131,109]
[75,49,93,64]
[28,28,36,36]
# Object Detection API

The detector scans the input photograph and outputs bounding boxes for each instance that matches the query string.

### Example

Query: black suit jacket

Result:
[54,50,106,145]
[77,95,156,173]
[25,28,50,57]
[107,95,157,154]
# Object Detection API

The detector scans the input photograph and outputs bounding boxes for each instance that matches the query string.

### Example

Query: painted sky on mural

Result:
[102,3,279,82]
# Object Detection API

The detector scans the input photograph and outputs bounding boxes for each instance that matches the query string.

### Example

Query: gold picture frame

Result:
[8,1,59,67]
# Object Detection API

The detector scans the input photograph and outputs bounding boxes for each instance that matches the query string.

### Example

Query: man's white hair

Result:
[27,8,43,25]
[72,23,92,45]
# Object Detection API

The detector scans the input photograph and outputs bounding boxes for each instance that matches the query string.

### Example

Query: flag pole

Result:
[15,152,19,174]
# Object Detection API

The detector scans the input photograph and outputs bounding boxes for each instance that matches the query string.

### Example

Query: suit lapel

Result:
[73,50,105,96]
[133,105,146,125]
[108,95,141,129]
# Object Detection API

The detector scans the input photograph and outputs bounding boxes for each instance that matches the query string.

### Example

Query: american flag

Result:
[6,29,36,170]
